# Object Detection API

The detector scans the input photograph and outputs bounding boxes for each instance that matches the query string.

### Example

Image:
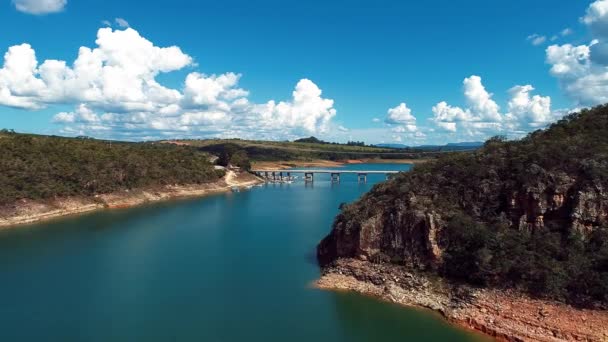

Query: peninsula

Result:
[317,105,608,341]
[0,132,261,228]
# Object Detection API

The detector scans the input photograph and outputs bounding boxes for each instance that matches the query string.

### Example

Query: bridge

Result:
[251,169,401,183]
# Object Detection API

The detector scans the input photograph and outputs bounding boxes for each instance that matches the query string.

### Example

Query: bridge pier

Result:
[357,173,367,183]
[330,173,340,183]
[304,172,314,182]
[252,169,398,183]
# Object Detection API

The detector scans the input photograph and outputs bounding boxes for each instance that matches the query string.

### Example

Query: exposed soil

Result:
[0,171,262,229]
[316,259,608,342]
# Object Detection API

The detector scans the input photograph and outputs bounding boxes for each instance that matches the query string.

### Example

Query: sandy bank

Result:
[0,171,262,229]
[316,259,608,342]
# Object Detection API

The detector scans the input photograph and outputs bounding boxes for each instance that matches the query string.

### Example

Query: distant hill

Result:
[182,139,438,162]
[445,141,484,147]
[375,142,483,151]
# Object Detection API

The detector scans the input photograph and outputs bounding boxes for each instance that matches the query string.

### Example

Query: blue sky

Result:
[0,0,605,144]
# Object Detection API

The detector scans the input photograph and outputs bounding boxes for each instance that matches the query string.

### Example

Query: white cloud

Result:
[53,104,99,123]
[547,43,591,78]
[254,79,336,135]
[338,125,349,132]
[183,72,248,106]
[115,18,130,28]
[505,85,553,128]
[527,34,547,46]
[429,75,557,141]
[0,27,337,140]
[431,75,501,129]
[582,0,608,38]
[372,117,380,122]
[12,0,66,15]
[463,75,501,121]
[546,43,608,105]
[545,1,608,106]
[561,28,573,36]
[432,101,472,122]
[384,102,419,141]
[385,103,416,124]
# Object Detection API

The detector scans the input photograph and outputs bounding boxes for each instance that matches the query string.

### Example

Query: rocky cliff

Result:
[316,106,608,340]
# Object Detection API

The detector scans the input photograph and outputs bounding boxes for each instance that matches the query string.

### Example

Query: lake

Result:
[0,163,486,341]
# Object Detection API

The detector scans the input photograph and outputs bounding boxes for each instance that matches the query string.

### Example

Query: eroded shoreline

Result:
[316,259,608,342]
[0,171,263,229]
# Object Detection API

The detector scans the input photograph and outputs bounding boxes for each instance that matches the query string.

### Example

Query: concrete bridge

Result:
[251,169,401,183]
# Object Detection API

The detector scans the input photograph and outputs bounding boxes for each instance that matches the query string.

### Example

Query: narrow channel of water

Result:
[0,164,487,341]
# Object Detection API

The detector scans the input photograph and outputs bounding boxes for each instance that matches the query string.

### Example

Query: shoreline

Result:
[0,171,263,229]
[316,258,608,342]
[251,158,430,170]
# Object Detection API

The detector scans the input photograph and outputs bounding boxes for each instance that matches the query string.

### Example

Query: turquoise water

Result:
[0,164,485,341]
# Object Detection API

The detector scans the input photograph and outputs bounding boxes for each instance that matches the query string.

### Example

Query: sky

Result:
[0,0,606,145]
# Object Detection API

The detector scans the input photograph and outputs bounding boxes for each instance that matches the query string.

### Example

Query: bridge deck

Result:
[252,169,401,174]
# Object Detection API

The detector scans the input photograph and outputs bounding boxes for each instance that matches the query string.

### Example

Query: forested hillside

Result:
[178,139,436,162]
[318,105,608,307]
[0,132,222,206]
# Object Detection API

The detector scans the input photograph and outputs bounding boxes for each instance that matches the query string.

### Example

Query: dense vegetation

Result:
[294,136,367,147]
[188,138,435,162]
[333,105,608,307]
[216,143,252,170]
[0,132,222,205]
[293,136,328,144]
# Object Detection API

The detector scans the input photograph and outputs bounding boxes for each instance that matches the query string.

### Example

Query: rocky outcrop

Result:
[318,196,446,270]
[318,165,608,271]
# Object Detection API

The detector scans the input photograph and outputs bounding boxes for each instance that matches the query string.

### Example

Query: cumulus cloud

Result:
[12,0,66,14]
[505,85,553,128]
[0,27,337,140]
[53,104,100,123]
[385,103,416,124]
[431,75,500,131]
[384,102,420,141]
[429,75,557,141]
[544,1,608,106]
[582,0,608,38]
[254,79,336,135]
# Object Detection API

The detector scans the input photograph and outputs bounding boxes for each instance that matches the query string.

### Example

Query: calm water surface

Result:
[0,164,487,341]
